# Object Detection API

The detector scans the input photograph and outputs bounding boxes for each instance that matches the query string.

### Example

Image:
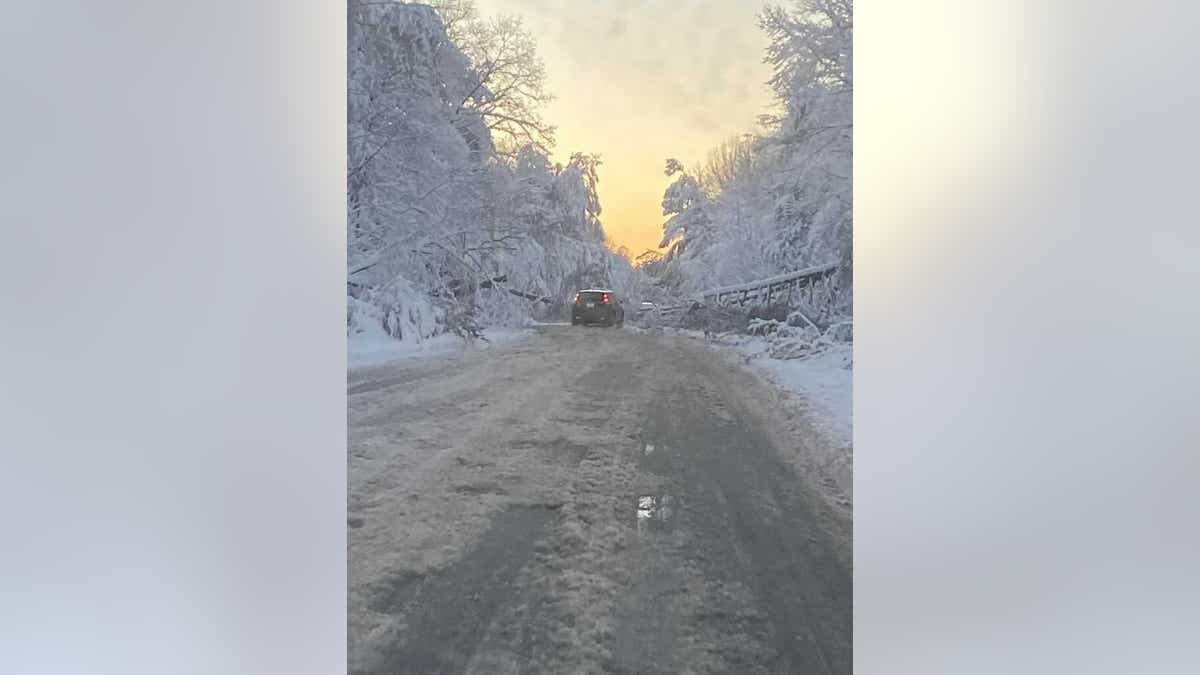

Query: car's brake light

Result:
[602,293,610,304]
[573,292,579,303]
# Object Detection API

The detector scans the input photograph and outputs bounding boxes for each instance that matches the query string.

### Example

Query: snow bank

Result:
[348,312,532,370]
[741,342,852,446]
[675,326,852,448]
[349,330,461,369]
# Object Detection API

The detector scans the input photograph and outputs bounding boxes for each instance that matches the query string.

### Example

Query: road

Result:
[348,325,852,674]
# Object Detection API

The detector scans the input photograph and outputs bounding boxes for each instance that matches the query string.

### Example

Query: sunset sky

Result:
[474,0,776,257]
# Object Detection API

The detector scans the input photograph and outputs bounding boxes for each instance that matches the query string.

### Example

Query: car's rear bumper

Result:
[572,307,616,323]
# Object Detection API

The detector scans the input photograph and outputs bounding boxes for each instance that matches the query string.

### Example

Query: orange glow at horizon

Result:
[474,0,775,258]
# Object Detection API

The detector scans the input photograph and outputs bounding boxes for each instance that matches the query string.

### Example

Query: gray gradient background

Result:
[1,1,1197,673]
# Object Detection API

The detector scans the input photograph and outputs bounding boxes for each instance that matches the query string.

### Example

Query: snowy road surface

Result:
[349,325,851,674]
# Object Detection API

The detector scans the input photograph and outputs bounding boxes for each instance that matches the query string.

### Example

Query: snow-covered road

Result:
[348,325,851,674]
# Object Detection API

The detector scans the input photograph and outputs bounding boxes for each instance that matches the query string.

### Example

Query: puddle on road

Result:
[635,494,677,534]
[639,434,667,458]
[635,425,682,533]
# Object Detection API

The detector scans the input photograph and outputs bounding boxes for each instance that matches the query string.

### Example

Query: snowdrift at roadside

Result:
[677,318,852,448]
[732,337,852,446]
[348,293,532,370]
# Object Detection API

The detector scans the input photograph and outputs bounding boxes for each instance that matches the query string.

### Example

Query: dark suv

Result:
[571,289,624,327]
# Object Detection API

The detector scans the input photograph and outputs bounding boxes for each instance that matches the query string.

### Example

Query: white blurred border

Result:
[858,1,1199,672]
[1,2,345,673]
[2,1,1198,673]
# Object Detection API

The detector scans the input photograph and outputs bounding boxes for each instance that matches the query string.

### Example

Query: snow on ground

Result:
[349,326,851,671]
[663,327,852,448]
[737,341,852,446]
[696,330,853,502]
[348,321,533,370]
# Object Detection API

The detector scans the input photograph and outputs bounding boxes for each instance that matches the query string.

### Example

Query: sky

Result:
[473,0,777,257]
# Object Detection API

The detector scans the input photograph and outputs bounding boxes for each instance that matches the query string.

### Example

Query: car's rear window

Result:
[578,291,608,302]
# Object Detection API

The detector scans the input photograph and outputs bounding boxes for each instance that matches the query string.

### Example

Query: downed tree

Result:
[476,273,554,304]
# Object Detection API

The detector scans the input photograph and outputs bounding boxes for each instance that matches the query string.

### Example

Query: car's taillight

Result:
[573,293,579,303]
[602,293,610,304]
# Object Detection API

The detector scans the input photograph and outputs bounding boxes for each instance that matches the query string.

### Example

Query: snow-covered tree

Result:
[760,0,852,308]
[645,0,852,316]
[655,159,711,291]
[348,2,486,340]
[348,1,640,343]
[456,14,556,155]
